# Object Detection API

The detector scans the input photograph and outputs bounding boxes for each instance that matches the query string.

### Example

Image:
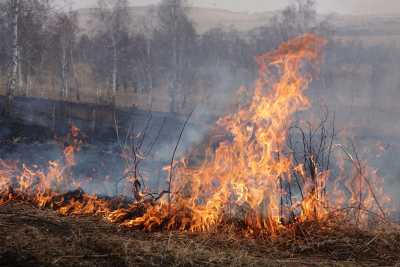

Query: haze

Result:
[57,0,400,14]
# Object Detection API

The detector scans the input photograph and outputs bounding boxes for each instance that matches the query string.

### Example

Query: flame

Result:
[0,34,392,236]
[159,34,327,233]
[121,34,390,233]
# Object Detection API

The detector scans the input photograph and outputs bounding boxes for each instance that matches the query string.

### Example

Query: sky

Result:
[57,0,400,15]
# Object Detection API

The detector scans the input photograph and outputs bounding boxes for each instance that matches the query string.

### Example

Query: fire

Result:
[0,125,110,215]
[0,34,392,236]
[143,33,328,232]
[121,34,390,233]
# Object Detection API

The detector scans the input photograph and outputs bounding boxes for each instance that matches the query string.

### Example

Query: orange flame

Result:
[0,34,392,236]
[118,34,328,233]
[122,34,390,233]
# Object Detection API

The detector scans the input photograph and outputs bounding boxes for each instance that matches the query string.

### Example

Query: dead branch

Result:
[168,109,195,205]
[53,254,122,264]
[335,144,386,219]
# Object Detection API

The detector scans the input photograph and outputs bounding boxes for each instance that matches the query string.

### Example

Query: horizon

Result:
[55,0,400,16]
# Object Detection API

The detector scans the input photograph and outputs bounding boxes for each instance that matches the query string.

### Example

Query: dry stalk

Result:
[335,144,386,220]
[167,109,195,206]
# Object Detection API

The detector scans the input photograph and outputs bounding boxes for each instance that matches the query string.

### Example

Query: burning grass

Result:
[0,201,399,267]
[0,34,399,265]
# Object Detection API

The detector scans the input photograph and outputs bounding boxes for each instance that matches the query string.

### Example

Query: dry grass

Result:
[1,201,399,267]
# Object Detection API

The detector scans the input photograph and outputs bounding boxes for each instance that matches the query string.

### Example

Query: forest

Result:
[0,0,335,114]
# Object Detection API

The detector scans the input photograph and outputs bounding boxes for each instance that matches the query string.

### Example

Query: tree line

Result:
[0,0,331,115]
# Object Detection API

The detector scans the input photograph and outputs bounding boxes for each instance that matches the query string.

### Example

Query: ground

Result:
[0,201,399,267]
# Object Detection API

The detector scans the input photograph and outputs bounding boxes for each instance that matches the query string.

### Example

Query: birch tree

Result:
[49,11,78,100]
[19,0,50,96]
[95,0,130,104]
[1,0,50,112]
[136,8,157,93]
[5,0,18,116]
[155,0,196,113]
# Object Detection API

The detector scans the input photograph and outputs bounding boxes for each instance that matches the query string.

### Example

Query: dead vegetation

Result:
[1,34,400,267]
[0,201,399,267]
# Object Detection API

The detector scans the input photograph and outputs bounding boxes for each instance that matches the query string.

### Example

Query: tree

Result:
[155,0,196,113]
[5,0,19,116]
[270,0,333,44]
[134,7,157,93]
[20,0,51,95]
[48,11,78,100]
[95,0,131,104]
[1,0,50,114]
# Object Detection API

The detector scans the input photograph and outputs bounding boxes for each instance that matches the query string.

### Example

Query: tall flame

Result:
[122,34,329,233]
[0,34,391,235]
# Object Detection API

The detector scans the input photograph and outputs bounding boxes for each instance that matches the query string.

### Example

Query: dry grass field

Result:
[1,201,400,267]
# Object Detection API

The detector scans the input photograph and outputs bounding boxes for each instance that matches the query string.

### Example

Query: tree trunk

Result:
[91,107,96,133]
[61,44,68,99]
[111,34,118,105]
[18,47,23,94]
[5,0,19,116]
[146,38,153,91]
[169,3,179,113]
[25,71,31,96]
[70,39,79,101]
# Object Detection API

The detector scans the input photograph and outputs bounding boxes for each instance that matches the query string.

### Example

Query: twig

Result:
[335,144,386,219]
[351,141,364,225]
[168,109,195,206]
[53,254,121,264]
[144,117,167,157]
[326,205,390,225]
[138,111,153,151]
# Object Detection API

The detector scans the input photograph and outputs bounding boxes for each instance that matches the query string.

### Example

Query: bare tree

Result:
[155,0,196,113]
[95,0,131,104]
[0,0,51,107]
[114,111,167,201]
[19,0,50,96]
[47,11,78,100]
[136,7,157,93]
[268,0,333,46]
[5,0,19,116]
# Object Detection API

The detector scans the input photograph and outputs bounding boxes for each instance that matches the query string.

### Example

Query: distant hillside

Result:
[329,13,400,46]
[187,7,274,33]
[76,6,274,35]
[76,6,400,45]
[331,13,400,35]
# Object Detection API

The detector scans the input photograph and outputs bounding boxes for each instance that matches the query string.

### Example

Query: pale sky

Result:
[57,0,400,15]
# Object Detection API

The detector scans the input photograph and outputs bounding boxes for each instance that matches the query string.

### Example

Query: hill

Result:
[76,6,273,35]
[76,5,400,42]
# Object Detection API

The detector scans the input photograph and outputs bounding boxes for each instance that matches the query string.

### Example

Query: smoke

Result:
[3,0,400,215]
[305,40,400,210]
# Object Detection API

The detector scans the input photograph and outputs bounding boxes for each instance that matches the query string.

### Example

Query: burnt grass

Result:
[1,119,400,266]
[1,201,400,267]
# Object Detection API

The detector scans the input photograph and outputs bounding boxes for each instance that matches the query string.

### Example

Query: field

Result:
[1,201,400,267]
[1,30,400,267]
